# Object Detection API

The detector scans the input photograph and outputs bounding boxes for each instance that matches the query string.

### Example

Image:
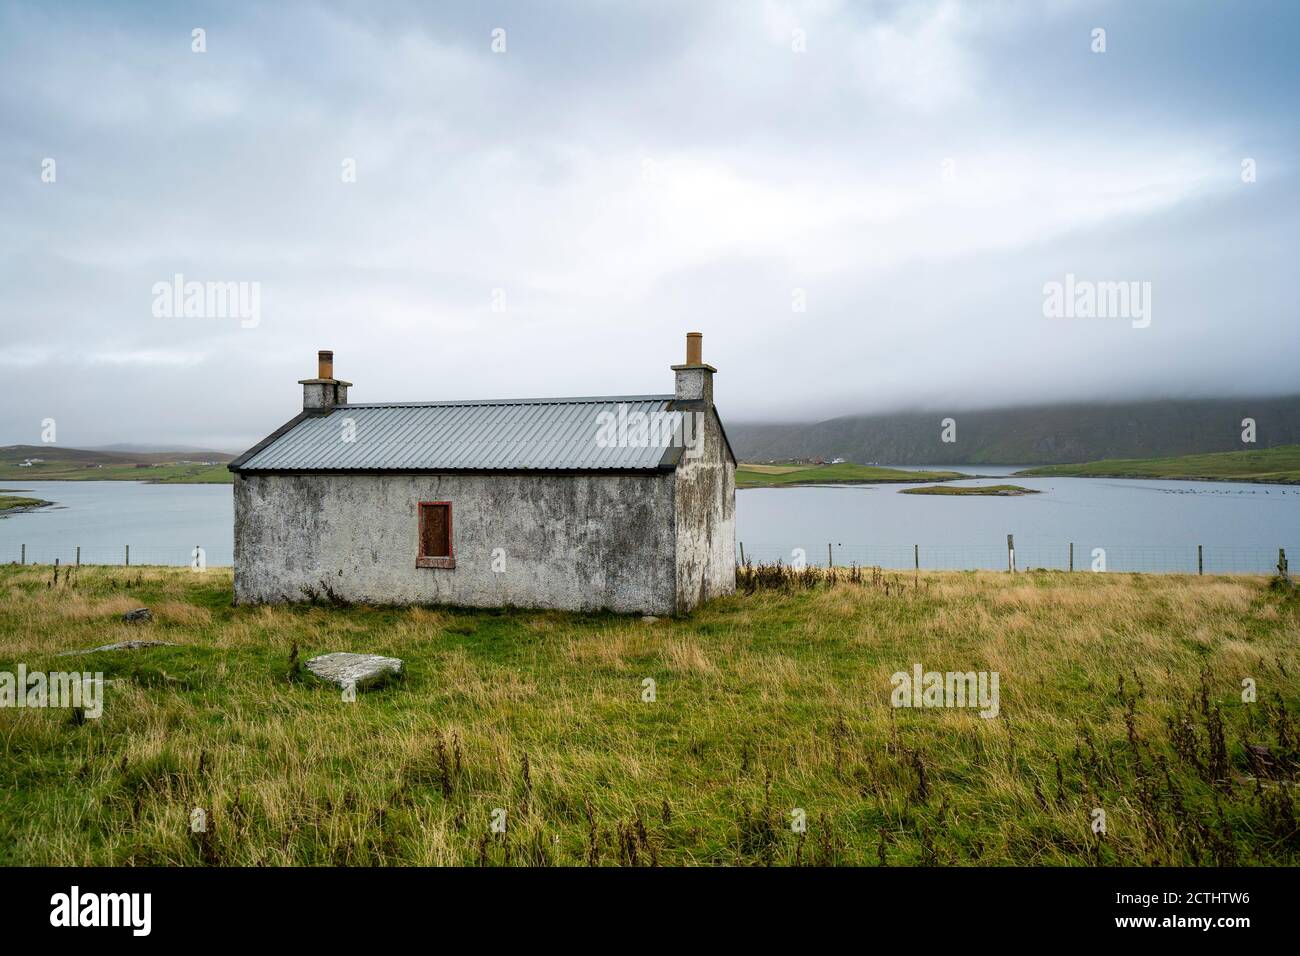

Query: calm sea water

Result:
[3,471,1298,573]
[1,481,234,567]
[738,466,1300,573]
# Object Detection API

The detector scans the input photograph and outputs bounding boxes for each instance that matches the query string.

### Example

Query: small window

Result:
[417,501,455,569]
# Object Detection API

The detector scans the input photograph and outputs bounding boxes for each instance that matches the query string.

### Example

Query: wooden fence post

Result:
[1007,534,1015,573]
[914,544,919,570]
[738,542,745,564]
[20,544,24,565]
[1069,542,1074,572]
[125,544,130,567]
[1280,548,1290,585]
[827,543,833,568]
[1198,544,1203,576]
[75,546,80,567]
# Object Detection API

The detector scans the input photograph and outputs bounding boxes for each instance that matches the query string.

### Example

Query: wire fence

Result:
[736,542,1295,575]
[2,544,232,568]
[0,541,1292,576]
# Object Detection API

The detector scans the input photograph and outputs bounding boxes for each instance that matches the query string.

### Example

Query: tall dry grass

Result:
[1,562,1297,865]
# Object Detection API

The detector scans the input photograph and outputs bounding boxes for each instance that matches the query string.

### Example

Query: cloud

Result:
[0,0,1297,446]
[87,349,209,367]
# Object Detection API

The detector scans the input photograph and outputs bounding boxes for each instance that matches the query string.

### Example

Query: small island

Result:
[738,461,965,489]
[0,494,54,515]
[900,484,1039,496]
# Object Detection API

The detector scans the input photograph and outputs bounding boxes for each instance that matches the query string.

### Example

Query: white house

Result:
[228,333,736,614]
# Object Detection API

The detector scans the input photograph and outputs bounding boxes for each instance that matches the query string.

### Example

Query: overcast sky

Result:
[2,0,1297,451]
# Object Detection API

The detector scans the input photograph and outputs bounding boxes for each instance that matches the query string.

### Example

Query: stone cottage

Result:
[228,334,736,614]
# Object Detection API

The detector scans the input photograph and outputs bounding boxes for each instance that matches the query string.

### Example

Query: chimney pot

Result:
[686,332,702,365]
[300,350,349,410]
[672,332,714,405]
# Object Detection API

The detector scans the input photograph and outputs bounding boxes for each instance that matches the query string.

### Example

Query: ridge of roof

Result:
[337,394,674,409]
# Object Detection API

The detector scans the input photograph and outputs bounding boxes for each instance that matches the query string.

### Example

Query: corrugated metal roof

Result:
[233,396,686,472]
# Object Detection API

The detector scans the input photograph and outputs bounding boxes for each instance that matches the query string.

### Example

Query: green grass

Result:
[1015,445,1300,484]
[0,462,232,483]
[2,565,1297,866]
[900,484,1039,496]
[738,461,964,488]
[736,463,809,475]
[0,495,50,511]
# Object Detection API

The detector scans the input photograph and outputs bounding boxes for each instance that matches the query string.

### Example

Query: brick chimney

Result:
[671,332,715,405]
[299,350,351,410]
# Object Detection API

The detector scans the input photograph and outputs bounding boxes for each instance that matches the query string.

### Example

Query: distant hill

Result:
[88,443,238,457]
[729,396,1300,466]
[0,445,234,465]
[0,445,233,484]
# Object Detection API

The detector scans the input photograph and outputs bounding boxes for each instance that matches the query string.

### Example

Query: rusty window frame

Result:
[416,500,455,569]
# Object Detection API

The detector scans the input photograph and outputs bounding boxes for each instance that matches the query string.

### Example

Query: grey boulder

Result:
[305,652,403,691]
[59,639,178,656]
[122,608,153,623]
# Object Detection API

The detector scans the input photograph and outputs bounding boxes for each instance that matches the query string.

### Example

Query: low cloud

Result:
[1,0,1296,446]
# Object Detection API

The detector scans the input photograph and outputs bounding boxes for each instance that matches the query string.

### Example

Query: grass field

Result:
[0,462,231,484]
[735,463,808,475]
[900,484,1038,496]
[1015,445,1300,484]
[0,446,233,484]
[2,564,1297,866]
[738,462,964,488]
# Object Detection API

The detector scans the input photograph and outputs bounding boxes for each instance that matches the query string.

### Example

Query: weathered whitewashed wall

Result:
[233,472,679,613]
[674,407,736,611]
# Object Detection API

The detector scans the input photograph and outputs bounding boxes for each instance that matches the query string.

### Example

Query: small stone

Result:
[58,639,178,656]
[641,615,659,623]
[122,608,152,623]
[305,652,403,691]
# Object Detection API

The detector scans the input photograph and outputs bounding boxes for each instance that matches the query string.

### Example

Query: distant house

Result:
[830,457,846,465]
[228,334,736,615]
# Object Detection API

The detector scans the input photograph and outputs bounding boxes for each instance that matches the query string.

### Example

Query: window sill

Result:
[416,557,456,570]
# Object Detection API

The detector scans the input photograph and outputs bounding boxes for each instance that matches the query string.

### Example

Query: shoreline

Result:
[0,476,231,485]
[737,476,991,490]
[1011,470,1299,486]
[10,471,1294,487]
[0,476,231,486]
[0,499,55,517]
[742,472,1299,489]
